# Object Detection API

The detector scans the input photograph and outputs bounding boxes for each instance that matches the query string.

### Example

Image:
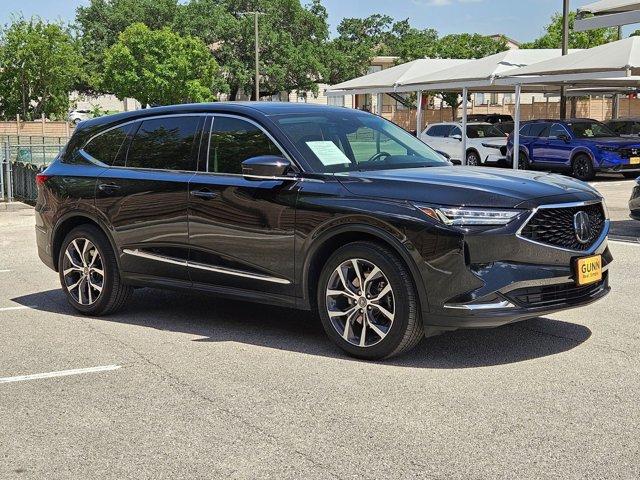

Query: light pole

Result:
[560,0,570,119]
[240,12,265,101]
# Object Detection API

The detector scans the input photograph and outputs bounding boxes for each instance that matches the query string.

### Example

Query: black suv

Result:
[36,103,611,359]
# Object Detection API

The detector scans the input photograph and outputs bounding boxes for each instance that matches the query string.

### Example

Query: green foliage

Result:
[76,0,179,91]
[102,23,227,105]
[0,18,81,120]
[173,0,329,100]
[521,12,618,49]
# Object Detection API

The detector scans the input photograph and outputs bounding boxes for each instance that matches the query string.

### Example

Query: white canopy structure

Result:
[496,36,640,171]
[575,0,640,31]
[393,49,576,93]
[326,58,468,96]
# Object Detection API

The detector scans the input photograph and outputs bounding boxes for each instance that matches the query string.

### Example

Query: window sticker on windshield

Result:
[306,141,351,166]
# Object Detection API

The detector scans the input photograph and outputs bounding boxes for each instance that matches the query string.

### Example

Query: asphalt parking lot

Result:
[1,178,639,479]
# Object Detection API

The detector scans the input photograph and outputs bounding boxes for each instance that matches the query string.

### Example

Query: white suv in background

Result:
[420,121,508,166]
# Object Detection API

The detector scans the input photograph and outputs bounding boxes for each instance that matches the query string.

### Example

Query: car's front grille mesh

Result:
[619,147,640,159]
[519,203,605,251]
[508,276,607,308]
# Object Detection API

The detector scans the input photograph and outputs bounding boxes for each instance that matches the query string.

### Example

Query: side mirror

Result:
[451,134,462,141]
[557,133,570,143]
[241,155,292,179]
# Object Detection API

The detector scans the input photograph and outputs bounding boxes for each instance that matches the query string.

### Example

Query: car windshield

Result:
[275,111,449,173]
[467,124,505,138]
[567,121,617,139]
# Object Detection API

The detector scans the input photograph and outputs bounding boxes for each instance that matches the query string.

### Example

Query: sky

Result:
[0,0,635,43]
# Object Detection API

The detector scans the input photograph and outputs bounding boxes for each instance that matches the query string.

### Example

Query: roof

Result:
[497,36,640,84]
[393,49,578,93]
[577,0,640,14]
[80,102,351,129]
[326,58,468,96]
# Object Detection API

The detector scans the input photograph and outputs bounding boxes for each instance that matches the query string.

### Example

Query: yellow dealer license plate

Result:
[630,157,640,165]
[576,255,602,286]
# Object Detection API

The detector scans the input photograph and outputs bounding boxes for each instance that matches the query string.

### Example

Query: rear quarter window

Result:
[83,124,133,166]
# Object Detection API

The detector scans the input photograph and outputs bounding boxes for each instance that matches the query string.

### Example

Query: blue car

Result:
[506,118,640,181]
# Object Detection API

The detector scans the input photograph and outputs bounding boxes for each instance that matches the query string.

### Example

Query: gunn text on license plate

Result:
[576,254,602,286]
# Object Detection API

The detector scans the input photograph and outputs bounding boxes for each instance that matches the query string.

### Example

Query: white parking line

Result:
[0,305,34,312]
[0,269,11,273]
[0,365,121,384]
[609,239,640,246]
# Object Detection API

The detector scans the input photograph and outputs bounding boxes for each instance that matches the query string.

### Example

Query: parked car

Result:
[630,177,640,220]
[605,118,640,137]
[68,109,92,124]
[420,121,508,166]
[506,118,640,181]
[494,121,514,136]
[35,103,611,360]
[459,114,513,124]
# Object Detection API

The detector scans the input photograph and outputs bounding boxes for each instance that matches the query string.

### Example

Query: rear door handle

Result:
[98,182,121,193]
[190,188,218,200]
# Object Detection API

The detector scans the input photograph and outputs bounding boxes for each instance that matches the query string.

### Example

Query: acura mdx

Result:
[35,103,611,359]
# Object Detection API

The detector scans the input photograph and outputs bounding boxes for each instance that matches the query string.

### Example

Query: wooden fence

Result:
[0,118,73,139]
[384,97,640,132]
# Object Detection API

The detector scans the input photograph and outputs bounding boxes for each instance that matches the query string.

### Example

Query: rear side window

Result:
[83,124,132,166]
[519,124,531,136]
[549,124,568,138]
[126,116,201,171]
[529,123,550,138]
[208,116,280,174]
[425,125,451,137]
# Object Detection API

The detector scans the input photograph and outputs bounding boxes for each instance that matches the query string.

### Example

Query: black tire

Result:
[622,172,639,179]
[571,154,595,181]
[58,225,132,315]
[317,241,423,360]
[466,150,481,166]
[516,151,529,171]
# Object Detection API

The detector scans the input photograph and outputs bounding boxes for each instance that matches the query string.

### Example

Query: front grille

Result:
[508,275,607,309]
[499,146,507,156]
[519,203,605,251]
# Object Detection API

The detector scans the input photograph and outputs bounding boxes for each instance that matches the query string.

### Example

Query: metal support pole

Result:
[560,0,570,120]
[416,90,423,137]
[254,12,259,101]
[612,26,623,119]
[5,141,13,201]
[376,93,383,115]
[461,87,468,165]
[513,84,522,171]
[0,141,5,201]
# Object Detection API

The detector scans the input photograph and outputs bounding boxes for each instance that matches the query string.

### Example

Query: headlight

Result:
[416,205,524,226]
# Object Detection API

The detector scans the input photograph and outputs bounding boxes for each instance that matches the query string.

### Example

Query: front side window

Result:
[449,126,462,138]
[208,116,280,174]
[529,123,550,138]
[126,116,201,171]
[275,111,448,173]
[83,124,133,166]
[566,121,616,139]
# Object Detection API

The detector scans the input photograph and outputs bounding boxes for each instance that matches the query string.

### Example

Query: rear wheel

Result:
[572,154,595,181]
[58,225,132,315]
[317,242,424,360]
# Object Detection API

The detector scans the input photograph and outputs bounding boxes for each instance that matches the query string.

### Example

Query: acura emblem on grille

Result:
[573,211,591,244]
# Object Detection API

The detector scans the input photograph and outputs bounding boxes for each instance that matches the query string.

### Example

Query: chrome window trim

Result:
[515,199,609,254]
[123,248,291,285]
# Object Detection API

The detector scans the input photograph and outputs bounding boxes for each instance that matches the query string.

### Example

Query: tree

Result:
[102,23,227,106]
[0,18,81,120]
[75,0,179,91]
[521,11,618,49]
[433,34,508,119]
[173,0,329,100]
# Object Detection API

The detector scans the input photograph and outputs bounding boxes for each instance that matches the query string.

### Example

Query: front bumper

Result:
[416,199,612,330]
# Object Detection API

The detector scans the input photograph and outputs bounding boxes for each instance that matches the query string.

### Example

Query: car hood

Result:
[335,166,601,208]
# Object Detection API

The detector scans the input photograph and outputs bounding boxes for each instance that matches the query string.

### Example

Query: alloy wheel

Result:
[467,152,480,166]
[62,238,104,306]
[325,258,395,348]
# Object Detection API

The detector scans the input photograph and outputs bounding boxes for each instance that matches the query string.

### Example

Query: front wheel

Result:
[317,242,424,360]
[572,154,595,181]
[58,225,132,315]
[466,150,481,166]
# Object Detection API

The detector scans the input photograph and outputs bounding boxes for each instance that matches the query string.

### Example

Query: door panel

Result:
[187,114,297,296]
[94,114,204,281]
[188,174,298,294]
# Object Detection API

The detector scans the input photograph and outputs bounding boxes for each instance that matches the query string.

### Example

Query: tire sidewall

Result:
[58,225,117,315]
[467,151,480,166]
[572,155,595,181]
[317,243,417,360]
